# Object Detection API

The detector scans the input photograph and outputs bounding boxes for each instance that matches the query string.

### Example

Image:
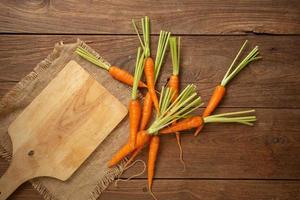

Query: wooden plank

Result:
[2,158,300,200]
[101,180,300,200]
[0,0,299,34]
[118,108,300,179]
[0,35,299,107]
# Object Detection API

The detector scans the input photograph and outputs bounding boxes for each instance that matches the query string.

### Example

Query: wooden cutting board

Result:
[0,60,128,200]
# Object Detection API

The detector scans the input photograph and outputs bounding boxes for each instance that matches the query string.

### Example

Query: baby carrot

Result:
[194,40,261,136]
[160,110,256,134]
[129,48,144,148]
[144,57,160,112]
[148,136,160,193]
[108,130,150,167]
[75,47,147,88]
[140,92,153,130]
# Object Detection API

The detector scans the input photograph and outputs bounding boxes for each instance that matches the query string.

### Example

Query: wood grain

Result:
[117,108,300,179]
[102,180,300,200]
[0,175,299,200]
[0,0,299,34]
[0,0,299,198]
[0,35,299,108]
[1,108,300,191]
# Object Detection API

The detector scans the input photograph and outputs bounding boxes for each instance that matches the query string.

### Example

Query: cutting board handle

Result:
[0,159,32,200]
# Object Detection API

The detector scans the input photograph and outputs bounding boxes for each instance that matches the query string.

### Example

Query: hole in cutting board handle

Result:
[28,150,35,156]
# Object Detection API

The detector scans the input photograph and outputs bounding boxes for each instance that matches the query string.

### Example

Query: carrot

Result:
[75,47,147,88]
[132,19,170,130]
[160,110,257,135]
[140,92,153,130]
[169,75,179,101]
[144,57,160,112]
[129,48,144,148]
[148,136,160,192]
[109,66,147,88]
[169,74,185,169]
[129,99,142,148]
[132,18,170,115]
[160,116,203,134]
[169,36,185,169]
[193,85,225,135]
[194,40,261,136]
[108,130,150,167]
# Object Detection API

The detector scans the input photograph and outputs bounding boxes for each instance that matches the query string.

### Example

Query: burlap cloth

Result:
[0,39,132,200]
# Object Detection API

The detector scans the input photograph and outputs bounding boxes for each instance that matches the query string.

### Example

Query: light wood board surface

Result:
[0,61,127,199]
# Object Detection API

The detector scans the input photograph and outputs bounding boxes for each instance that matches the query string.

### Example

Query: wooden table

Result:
[0,1,299,199]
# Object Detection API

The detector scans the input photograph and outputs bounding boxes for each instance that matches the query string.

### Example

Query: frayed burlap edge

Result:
[0,39,129,200]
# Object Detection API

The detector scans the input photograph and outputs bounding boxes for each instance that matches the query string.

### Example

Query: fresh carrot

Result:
[133,26,170,130]
[160,116,203,134]
[169,75,179,101]
[203,85,226,117]
[75,47,147,88]
[160,110,256,134]
[129,100,141,148]
[129,48,144,148]
[144,57,160,112]
[108,130,150,167]
[132,17,170,114]
[148,136,160,192]
[109,84,202,167]
[109,66,147,88]
[140,92,153,130]
[194,40,261,136]
[168,36,185,169]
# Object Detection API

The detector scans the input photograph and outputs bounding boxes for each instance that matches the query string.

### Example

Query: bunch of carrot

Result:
[76,16,261,199]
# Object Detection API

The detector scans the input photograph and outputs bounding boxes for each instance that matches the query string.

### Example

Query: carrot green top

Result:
[75,47,111,71]
[132,16,150,58]
[154,30,171,82]
[169,36,180,76]
[221,40,261,86]
[147,84,203,134]
[131,47,145,100]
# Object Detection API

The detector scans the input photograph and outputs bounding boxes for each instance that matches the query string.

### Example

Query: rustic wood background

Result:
[0,0,299,199]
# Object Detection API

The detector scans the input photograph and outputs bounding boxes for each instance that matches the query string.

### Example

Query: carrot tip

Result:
[194,125,203,136]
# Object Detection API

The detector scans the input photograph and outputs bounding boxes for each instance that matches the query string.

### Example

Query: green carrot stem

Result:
[207,109,255,118]
[131,47,145,100]
[203,109,257,126]
[75,47,111,70]
[221,40,248,84]
[132,19,145,50]
[154,31,171,82]
[147,84,203,134]
[169,36,180,76]
[220,41,261,86]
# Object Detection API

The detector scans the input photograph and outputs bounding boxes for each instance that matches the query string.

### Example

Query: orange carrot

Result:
[140,92,153,130]
[129,99,142,148]
[169,75,179,101]
[145,57,160,112]
[194,40,261,136]
[109,66,147,88]
[193,85,225,136]
[169,74,185,169]
[203,85,226,117]
[75,47,147,88]
[108,130,150,167]
[160,116,203,134]
[148,136,160,191]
